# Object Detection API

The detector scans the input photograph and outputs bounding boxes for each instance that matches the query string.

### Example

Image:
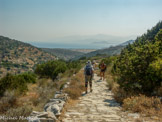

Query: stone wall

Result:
[28,82,70,122]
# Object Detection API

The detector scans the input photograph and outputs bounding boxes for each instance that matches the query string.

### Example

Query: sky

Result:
[0,0,162,49]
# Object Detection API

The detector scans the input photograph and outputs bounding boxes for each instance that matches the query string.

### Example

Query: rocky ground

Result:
[61,74,139,122]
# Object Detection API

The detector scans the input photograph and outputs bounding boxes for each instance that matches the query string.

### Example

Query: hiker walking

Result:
[92,60,96,69]
[99,62,107,80]
[84,60,94,94]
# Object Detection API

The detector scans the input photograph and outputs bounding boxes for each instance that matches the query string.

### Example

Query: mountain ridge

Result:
[72,40,135,60]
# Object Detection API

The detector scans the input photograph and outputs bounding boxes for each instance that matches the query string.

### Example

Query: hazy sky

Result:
[0,0,162,48]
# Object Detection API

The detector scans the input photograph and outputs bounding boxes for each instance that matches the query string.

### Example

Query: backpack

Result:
[85,66,92,76]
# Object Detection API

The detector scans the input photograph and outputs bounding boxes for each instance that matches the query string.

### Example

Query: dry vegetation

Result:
[123,95,162,117]
[0,62,84,121]
[64,69,85,99]
[0,78,57,120]
[105,65,162,121]
[58,69,85,120]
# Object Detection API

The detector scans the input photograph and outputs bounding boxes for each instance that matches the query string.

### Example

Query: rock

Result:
[50,99,62,103]
[58,101,65,111]
[39,118,55,122]
[47,112,57,120]
[30,111,40,116]
[37,112,48,118]
[54,94,61,99]
[51,104,61,115]
[28,116,40,122]
[55,91,62,94]
[54,93,68,101]
[28,111,57,122]
[63,84,68,89]
[128,113,140,119]
[44,102,56,112]
[45,104,61,116]
[30,111,47,117]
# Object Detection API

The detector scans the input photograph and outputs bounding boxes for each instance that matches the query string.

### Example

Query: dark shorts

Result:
[85,75,92,88]
[101,69,106,72]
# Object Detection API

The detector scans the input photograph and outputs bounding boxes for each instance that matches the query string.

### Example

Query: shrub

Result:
[35,60,67,80]
[113,24,162,95]
[0,72,36,96]
[66,61,82,75]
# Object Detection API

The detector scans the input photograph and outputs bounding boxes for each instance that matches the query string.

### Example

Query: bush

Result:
[0,72,36,96]
[113,24,162,95]
[67,61,82,74]
[35,60,67,80]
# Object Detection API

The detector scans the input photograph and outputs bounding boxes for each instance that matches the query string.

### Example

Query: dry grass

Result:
[123,95,162,120]
[0,91,18,114]
[30,78,57,111]
[58,69,85,121]
[64,70,85,99]
[3,105,32,122]
[105,67,127,103]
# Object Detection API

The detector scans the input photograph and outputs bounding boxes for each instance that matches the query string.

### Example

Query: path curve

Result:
[61,74,132,122]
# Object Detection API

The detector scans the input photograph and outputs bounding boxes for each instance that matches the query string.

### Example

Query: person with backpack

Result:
[84,60,94,94]
[99,62,107,80]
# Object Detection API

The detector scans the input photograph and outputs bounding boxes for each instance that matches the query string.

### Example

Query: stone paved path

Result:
[61,74,133,122]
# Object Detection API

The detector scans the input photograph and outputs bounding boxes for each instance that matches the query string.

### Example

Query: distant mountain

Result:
[119,40,135,46]
[0,36,56,78]
[72,40,135,60]
[42,48,84,61]
[31,34,136,49]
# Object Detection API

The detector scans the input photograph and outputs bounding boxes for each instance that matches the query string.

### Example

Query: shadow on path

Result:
[103,99,120,107]
[81,92,87,96]
[96,80,102,82]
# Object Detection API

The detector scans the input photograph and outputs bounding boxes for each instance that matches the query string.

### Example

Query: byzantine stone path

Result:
[61,74,134,122]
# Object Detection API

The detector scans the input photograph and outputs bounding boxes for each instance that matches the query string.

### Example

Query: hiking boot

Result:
[90,89,93,92]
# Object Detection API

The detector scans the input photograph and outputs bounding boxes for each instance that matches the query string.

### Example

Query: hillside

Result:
[73,40,134,60]
[42,48,84,61]
[0,36,56,78]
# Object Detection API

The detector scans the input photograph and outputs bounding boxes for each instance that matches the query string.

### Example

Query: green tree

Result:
[113,22,162,94]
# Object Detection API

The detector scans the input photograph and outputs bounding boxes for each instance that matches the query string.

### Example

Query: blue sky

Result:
[0,0,162,48]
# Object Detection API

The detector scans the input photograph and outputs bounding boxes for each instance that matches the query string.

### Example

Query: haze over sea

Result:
[0,0,162,49]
